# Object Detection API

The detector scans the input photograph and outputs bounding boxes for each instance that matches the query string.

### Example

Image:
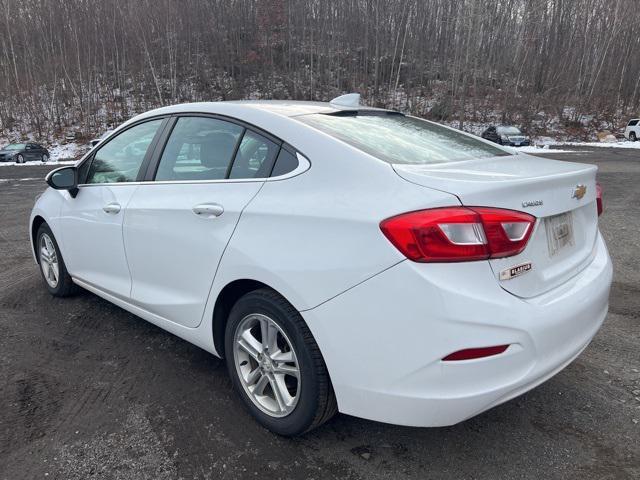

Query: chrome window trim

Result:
[76,153,310,187]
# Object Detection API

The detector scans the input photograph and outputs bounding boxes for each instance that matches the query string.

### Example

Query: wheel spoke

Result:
[245,366,262,386]
[259,317,278,352]
[238,331,262,360]
[271,350,294,363]
[41,261,50,279]
[49,262,59,283]
[274,364,299,379]
[251,374,269,396]
[270,375,292,412]
[45,237,54,256]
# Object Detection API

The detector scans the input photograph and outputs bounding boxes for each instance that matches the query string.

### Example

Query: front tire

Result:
[16,154,25,164]
[36,223,77,297]
[42,153,49,162]
[630,132,637,142]
[224,288,337,436]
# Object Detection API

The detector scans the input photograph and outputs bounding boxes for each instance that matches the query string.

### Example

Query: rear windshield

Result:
[296,112,510,165]
[497,126,522,135]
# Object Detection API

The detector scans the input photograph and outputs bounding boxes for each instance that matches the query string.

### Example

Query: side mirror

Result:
[46,166,78,196]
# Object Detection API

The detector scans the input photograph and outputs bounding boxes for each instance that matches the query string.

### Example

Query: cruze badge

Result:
[572,184,587,200]
[522,200,543,208]
[500,261,532,281]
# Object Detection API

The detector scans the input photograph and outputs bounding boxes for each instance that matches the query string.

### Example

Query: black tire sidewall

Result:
[631,132,637,141]
[224,291,323,436]
[17,154,24,163]
[36,224,70,296]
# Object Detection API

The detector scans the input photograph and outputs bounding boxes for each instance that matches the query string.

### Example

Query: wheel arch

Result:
[212,278,274,358]
[31,215,47,262]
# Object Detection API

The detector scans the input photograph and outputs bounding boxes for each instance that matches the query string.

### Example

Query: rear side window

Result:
[229,130,279,179]
[271,148,299,177]
[86,119,163,184]
[296,112,510,165]
[155,117,243,181]
[628,119,639,127]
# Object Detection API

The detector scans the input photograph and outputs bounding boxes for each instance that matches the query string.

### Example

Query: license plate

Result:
[545,212,575,257]
[515,142,521,146]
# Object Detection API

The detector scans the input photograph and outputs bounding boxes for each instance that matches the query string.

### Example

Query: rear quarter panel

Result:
[208,136,460,313]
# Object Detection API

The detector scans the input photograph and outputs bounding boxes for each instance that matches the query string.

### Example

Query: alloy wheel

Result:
[233,313,301,418]
[39,233,59,288]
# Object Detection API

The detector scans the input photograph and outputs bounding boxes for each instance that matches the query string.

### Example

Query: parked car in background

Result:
[624,118,639,141]
[481,126,531,146]
[31,95,610,435]
[0,143,49,163]
[89,130,115,148]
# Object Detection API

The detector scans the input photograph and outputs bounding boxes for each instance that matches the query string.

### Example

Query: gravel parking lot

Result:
[1,148,639,480]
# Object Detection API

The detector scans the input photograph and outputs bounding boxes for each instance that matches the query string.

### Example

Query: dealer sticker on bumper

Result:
[500,261,533,281]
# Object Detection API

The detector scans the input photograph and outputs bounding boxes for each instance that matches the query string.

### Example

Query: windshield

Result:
[497,126,522,135]
[3,143,25,150]
[296,112,510,165]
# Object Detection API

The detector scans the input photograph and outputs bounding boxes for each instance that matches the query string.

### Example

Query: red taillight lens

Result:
[442,345,510,361]
[596,182,603,216]
[380,207,535,262]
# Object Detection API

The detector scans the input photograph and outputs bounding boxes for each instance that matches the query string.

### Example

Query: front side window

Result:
[155,117,243,181]
[229,130,279,179]
[629,119,639,127]
[86,119,163,184]
[297,112,510,165]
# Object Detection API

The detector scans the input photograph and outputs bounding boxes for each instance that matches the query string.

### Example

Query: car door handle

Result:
[103,203,121,214]
[192,203,224,218]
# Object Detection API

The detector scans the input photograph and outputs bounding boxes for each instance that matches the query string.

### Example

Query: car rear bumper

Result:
[303,232,612,427]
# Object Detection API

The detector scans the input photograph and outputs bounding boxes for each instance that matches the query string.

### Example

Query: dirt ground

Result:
[1,148,638,479]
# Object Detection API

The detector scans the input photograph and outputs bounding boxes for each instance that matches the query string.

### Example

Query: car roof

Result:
[130,99,391,121]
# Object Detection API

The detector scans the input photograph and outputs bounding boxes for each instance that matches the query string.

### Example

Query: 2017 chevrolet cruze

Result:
[30,94,612,435]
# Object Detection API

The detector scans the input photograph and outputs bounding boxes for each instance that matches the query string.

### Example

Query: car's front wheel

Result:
[225,288,337,436]
[36,223,77,297]
[630,132,637,142]
[16,154,25,164]
[42,153,49,162]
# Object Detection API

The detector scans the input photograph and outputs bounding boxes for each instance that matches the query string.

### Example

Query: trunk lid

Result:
[393,154,599,298]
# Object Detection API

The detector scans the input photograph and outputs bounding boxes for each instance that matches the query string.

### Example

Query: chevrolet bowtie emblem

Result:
[572,184,587,200]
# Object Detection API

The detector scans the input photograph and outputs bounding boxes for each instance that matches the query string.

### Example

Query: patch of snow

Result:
[513,146,576,154]
[548,141,640,149]
[48,142,86,161]
[0,159,77,167]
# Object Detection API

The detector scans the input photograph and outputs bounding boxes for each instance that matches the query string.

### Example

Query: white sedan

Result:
[30,94,612,435]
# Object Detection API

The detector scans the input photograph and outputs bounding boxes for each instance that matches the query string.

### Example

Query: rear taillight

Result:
[380,207,535,262]
[596,182,603,216]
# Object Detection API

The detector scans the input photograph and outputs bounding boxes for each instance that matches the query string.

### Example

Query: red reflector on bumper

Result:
[442,345,509,361]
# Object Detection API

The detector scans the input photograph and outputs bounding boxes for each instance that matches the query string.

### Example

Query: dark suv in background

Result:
[0,143,49,163]
[481,126,530,146]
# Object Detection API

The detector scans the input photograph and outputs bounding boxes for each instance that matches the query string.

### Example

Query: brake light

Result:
[596,182,603,216]
[380,207,535,262]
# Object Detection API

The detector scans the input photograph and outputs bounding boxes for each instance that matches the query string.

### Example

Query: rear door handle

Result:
[192,203,224,218]
[103,202,121,214]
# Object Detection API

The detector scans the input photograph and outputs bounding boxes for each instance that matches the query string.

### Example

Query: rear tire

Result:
[224,288,337,436]
[36,223,78,297]
[630,132,637,142]
[42,153,49,162]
